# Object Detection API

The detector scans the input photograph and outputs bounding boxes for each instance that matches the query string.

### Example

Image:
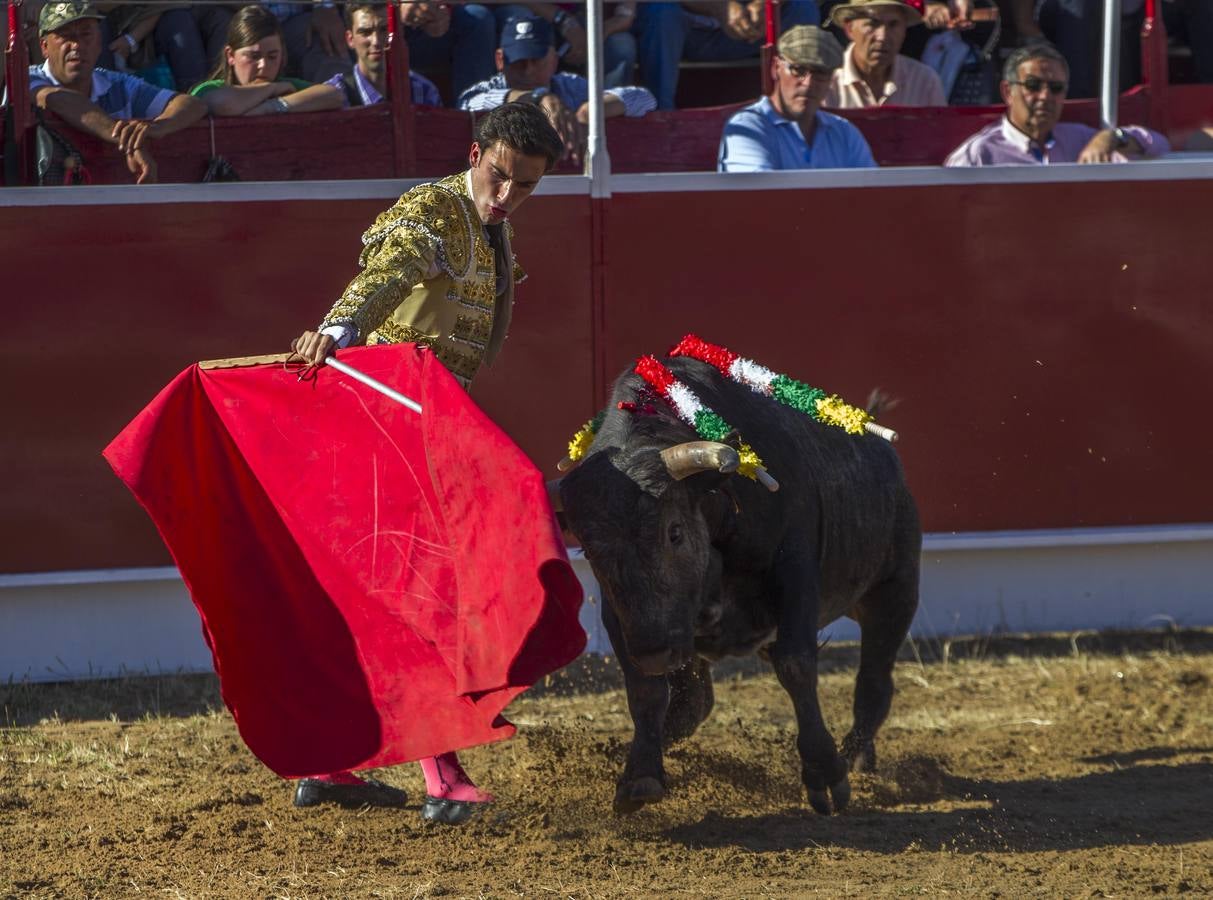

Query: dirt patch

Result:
[2,631,1212,897]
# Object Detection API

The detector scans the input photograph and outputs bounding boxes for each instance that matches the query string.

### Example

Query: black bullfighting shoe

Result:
[292,776,408,809]
[419,795,488,825]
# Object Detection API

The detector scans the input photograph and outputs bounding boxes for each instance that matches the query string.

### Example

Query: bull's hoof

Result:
[808,776,851,815]
[613,777,665,815]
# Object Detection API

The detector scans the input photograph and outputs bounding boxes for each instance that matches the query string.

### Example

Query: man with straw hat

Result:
[825,0,947,108]
[718,24,875,171]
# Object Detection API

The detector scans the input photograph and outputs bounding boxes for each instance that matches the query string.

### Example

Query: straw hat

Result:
[829,0,924,29]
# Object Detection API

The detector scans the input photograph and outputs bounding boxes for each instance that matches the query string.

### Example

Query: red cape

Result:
[104,344,585,778]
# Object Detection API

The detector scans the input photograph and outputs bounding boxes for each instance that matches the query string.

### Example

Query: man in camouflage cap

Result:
[29,1,205,183]
[718,25,875,171]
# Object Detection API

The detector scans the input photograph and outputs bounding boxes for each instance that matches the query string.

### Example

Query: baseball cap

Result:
[776,25,844,71]
[39,1,106,36]
[500,15,554,65]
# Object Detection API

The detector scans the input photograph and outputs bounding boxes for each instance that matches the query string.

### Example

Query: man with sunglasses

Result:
[945,44,1168,166]
[718,25,875,171]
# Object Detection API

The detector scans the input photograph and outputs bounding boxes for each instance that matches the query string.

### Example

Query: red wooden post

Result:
[5,0,34,185]
[387,0,417,177]
[761,0,780,97]
[1139,0,1170,134]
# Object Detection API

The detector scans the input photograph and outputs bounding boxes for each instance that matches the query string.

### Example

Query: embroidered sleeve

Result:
[319,184,470,341]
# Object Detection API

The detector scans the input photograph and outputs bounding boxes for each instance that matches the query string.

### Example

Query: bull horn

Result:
[546,478,564,512]
[660,441,739,481]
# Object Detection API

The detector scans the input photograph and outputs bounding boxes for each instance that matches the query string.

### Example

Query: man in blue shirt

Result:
[29,1,206,183]
[459,15,655,166]
[718,25,876,172]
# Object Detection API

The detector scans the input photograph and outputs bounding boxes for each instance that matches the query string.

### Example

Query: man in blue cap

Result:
[458,14,655,166]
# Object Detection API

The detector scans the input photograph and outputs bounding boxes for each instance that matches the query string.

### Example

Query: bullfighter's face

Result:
[467,140,546,225]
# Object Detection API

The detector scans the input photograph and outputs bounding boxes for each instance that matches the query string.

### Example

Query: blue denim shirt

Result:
[717,97,876,172]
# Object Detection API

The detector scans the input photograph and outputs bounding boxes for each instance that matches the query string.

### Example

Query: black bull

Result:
[556,357,922,815]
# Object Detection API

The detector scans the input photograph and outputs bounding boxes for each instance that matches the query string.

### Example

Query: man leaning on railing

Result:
[27,1,207,183]
[945,44,1169,166]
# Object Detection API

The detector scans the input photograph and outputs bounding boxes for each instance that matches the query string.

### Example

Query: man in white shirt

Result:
[825,0,946,108]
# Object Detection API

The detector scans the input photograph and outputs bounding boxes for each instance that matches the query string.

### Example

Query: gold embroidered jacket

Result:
[319,171,524,385]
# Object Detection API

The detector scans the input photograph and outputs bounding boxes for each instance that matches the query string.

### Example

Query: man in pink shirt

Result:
[825,0,946,108]
[945,44,1169,166]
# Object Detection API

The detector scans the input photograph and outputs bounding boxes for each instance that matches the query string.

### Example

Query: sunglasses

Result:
[780,60,834,80]
[1010,77,1067,95]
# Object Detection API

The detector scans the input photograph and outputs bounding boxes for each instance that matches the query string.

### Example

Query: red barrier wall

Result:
[2,172,1211,573]
[0,192,593,572]
[599,179,1213,532]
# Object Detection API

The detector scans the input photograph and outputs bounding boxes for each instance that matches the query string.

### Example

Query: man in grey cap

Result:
[29,1,205,183]
[718,25,875,171]
[825,0,947,108]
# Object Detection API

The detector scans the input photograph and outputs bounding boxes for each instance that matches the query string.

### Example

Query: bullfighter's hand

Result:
[291,331,336,367]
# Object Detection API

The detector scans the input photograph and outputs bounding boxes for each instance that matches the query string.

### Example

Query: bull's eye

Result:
[668,522,683,546]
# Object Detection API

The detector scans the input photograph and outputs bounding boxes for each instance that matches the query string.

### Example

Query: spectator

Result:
[28,1,207,184]
[324,4,443,107]
[96,3,210,93]
[189,6,343,116]
[945,44,1169,166]
[826,0,947,107]
[459,14,656,165]
[400,1,497,101]
[636,1,823,110]
[718,24,876,171]
[188,1,351,85]
[491,2,639,88]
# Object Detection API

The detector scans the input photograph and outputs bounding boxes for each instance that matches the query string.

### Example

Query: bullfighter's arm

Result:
[318,221,440,344]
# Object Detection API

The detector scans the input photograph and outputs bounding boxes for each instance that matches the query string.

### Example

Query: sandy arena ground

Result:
[2,630,1211,898]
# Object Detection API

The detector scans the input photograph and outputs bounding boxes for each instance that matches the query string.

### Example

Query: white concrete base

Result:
[3,525,1212,682]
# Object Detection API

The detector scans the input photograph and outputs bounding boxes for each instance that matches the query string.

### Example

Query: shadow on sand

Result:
[660,753,1213,854]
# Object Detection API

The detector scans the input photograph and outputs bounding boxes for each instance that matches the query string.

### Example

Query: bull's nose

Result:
[632,648,675,676]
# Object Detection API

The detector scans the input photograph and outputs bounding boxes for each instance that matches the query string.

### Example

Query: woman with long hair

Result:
[189,5,343,115]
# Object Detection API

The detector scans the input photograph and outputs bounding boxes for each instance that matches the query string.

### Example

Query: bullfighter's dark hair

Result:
[476,103,563,171]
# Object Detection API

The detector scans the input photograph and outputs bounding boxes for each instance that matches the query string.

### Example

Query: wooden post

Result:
[760,0,780,98]
[387,0,417,177]
[4,0,33,185]
[1139,0,1170,134]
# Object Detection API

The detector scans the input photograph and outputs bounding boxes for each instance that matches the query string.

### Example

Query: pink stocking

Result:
[418,752,494,803]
